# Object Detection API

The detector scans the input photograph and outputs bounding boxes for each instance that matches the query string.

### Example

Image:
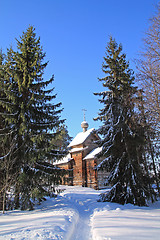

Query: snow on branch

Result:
[0,111,19,116]
[114,115,121,127]
[97,156,110,170]
[0,149,12,160]
[0,128,17,136]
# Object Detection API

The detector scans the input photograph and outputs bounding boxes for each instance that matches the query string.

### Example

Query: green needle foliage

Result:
[94,37,156,206]
[0,26,68,210]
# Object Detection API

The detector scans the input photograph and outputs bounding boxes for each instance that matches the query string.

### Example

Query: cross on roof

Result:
[82,109,87,121]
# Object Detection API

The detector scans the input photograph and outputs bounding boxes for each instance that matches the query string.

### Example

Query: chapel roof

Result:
[68,128,95,148]
[53,153,73,165]
[84,147,102,160]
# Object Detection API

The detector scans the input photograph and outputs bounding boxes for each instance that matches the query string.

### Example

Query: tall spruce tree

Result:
[94,37,156,206]
[0,50,17,212]
[0,46,23,210]
[0,26,67,210]
[0,50,5,211]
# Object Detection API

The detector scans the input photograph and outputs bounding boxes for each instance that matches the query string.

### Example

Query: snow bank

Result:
[91,201,160,240]
[0,186,160,240]
[0,197,76,240]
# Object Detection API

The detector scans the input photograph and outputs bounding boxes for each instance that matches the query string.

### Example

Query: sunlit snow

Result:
[0,186,160,240]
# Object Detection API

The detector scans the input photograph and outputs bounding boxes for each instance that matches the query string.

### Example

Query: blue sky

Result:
[0,0,159,137]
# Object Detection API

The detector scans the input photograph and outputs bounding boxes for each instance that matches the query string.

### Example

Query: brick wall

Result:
[85,159,98,189]
[55,161,73,186]
[72,152,83,186]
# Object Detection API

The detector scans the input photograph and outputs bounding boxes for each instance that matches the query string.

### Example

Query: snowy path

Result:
[0,186,105,240]
[60,187,103,240]
[0,186,160,240]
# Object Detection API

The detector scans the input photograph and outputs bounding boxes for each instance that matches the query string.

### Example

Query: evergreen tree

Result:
[0,50,5,211]
[0,26,67,210]
[94,37,156,206]
[0,49,19,212]
[50,124,72,157]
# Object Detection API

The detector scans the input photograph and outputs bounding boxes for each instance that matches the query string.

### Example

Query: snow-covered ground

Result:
[0,186,160,240]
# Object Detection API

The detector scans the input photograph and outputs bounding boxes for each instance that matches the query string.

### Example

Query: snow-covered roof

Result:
[68,128,95,147]
[53,153,73,165]
[70,146,88,153]
[84,147,102,160]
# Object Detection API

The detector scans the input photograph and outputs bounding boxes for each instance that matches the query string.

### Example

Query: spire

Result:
[81,109,89,132]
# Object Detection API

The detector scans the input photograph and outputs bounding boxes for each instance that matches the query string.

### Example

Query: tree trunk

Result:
[2,190,6,214]
[148,138,160,195]
[14,183,20,209]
